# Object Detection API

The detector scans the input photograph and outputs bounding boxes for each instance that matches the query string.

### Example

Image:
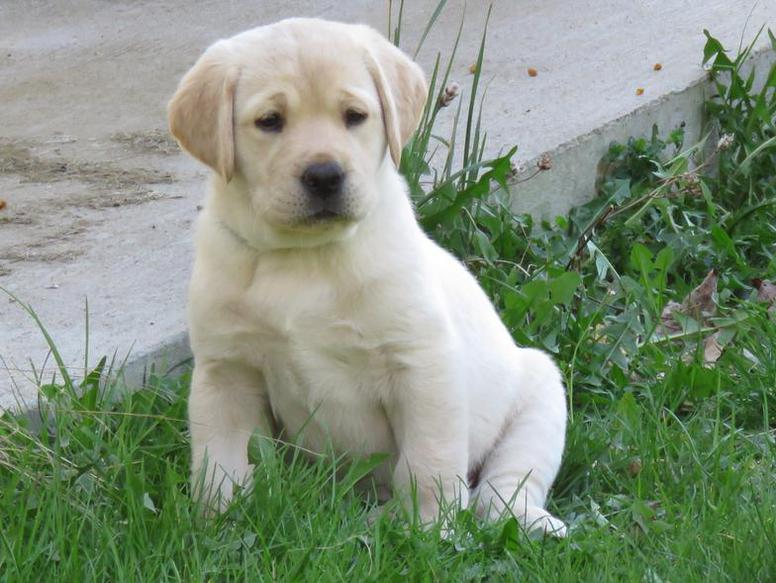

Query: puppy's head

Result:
[168,19,427,243]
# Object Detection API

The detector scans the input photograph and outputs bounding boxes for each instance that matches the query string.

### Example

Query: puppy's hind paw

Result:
[521,506,567,538]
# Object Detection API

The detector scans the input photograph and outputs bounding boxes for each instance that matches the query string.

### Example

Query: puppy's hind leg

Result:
[472,348,568,537]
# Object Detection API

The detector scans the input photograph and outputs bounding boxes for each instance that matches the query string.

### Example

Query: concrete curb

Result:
[119,331,193,390]
[512,46,775,219]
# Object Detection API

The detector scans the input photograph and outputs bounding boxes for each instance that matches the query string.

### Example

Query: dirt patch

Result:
[111,129,180,156]
[0,220,88,266]
[0,139,173,191]
[0,214,36,226]
[0,138,181,276]
[0,138,176,210]
[1,247,85,264]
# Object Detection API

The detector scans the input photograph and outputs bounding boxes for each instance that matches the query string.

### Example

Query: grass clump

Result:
[1,8,775,582]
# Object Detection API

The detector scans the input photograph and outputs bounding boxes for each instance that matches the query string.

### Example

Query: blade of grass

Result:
[1,287,74,392]
[413,0,449,58]
[461,4,492,188]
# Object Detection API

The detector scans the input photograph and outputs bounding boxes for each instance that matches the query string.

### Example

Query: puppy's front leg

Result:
[387,363,469,524]
[189,361,273,512]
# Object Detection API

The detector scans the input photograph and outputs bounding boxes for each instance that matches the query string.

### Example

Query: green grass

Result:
[2,10,775,582]
[1,331,774,581]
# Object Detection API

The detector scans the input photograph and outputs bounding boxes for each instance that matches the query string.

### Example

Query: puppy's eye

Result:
[255,113,284,132]
[344,109,367,128]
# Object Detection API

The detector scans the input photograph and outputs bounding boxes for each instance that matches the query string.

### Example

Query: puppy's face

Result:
[232,34,385,230]
[169,19,427,245]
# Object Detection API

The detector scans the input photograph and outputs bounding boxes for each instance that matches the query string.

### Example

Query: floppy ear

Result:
[168,41,239,182]
[363,32,428,167]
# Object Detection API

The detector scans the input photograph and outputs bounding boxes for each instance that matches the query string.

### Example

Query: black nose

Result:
[301,161,344,199]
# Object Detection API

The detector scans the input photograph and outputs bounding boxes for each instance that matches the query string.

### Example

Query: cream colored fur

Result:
[169,18,567,536]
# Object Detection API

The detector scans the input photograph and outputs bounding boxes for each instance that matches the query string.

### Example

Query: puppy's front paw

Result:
[521,506,567,538]
[192,463,254,517]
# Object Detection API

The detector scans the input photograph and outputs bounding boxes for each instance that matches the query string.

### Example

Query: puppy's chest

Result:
[245,283,400,454]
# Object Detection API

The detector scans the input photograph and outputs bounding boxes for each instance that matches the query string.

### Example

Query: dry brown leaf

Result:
[661,271,724,367]
[653,63,663,71]
[527,67,538,77]
[627,458,643,477]
[659,270,717,336]
[752,278,776,315]
[0,199,6,211]
[753,278,776,303]
[636,87,645,96]
[703,331,724,365]
[660,300,683,334]
[680,269,717,321]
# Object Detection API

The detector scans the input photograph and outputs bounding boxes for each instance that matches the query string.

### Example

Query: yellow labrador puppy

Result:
[169,18,567,536]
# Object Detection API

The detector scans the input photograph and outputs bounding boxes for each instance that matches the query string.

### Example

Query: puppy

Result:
[168,18,567,536]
